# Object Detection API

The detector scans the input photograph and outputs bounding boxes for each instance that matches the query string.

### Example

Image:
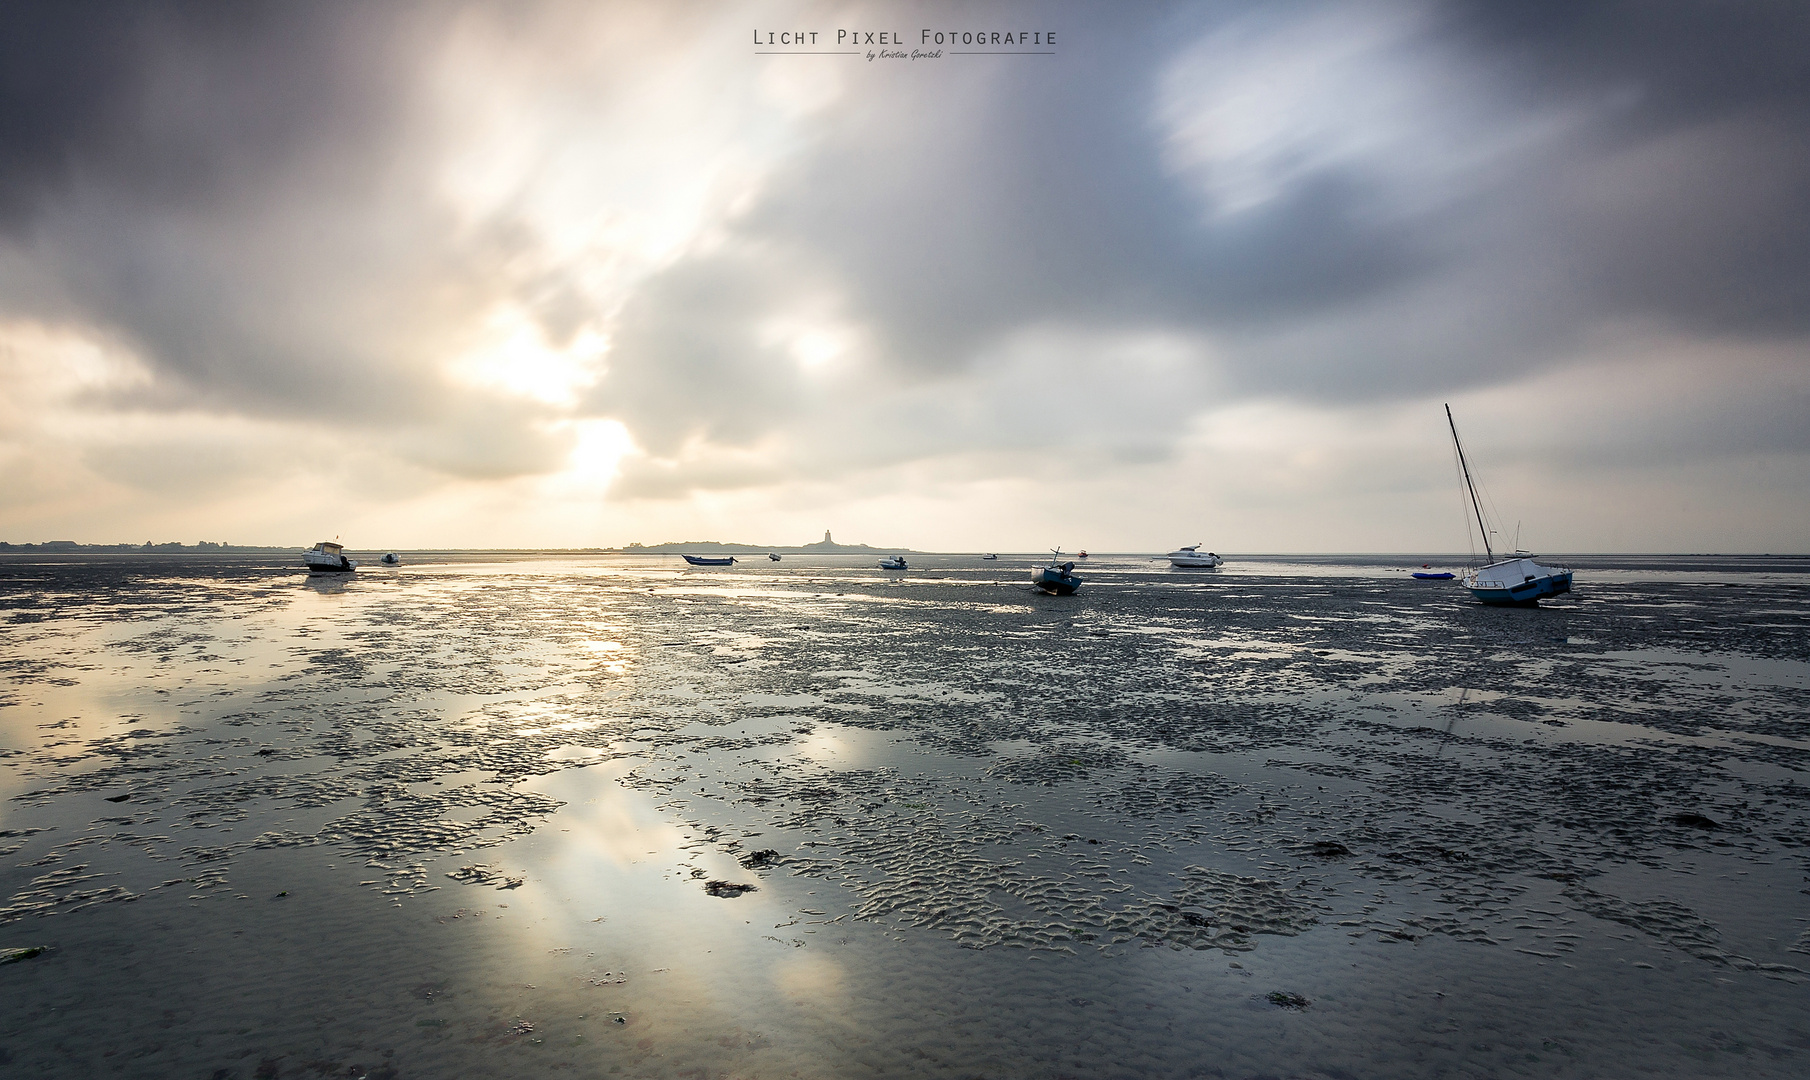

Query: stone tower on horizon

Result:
[823,529,832,544]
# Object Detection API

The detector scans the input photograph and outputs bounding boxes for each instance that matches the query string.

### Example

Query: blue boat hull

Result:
[1412,572,1454,580]
[1468,571,1572,606]
[1032,567,1081,595]
[681,555,735,566]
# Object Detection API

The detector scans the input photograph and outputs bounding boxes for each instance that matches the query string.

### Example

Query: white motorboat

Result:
[1166,545,1222,568]
[878,556,908,570]
[305,541,357,574]
[768,553,781,561]
[380,553,401,566]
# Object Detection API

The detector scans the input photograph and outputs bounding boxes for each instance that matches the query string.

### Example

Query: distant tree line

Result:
[0,541,289,552]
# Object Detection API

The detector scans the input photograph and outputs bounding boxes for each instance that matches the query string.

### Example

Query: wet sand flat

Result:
[2,552,1807,1078]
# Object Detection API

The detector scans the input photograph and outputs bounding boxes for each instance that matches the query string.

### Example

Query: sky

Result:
[1,0,1806,553]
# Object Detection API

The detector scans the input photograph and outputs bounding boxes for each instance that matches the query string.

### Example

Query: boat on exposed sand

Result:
[1462,557,1570,603]
[878,556,908,570]
[1032,550,1082,595]
[1445,404,1573,606]
[305,541,357,574]
[1166,545,1222,568]
[681,554,736,567]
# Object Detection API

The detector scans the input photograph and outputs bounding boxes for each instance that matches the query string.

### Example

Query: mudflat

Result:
[1,552,1806,1078]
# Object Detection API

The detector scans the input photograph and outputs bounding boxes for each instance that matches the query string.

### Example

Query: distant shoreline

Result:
[0,540,917,555]
[1,544,1804,560]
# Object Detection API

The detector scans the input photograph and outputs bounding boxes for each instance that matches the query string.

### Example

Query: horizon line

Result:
[2,543,1806,559]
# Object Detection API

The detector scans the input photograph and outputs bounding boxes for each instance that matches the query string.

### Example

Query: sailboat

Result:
[1445,405,1573,606]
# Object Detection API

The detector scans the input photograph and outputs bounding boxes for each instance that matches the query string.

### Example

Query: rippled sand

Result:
[1,552,1807,1078]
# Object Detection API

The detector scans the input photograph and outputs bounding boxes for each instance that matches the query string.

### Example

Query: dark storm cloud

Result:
[634,4,1431,377]
[2,0,1805,499]
[0,1,582,477]
[1449,1,1810,129]
[1418,1,1810,340]
[595,0,1810,466]
[1,3,456,412]
[0,1,410,230]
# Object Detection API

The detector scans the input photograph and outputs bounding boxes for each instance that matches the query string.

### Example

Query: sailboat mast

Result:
[1446,404,1494,563]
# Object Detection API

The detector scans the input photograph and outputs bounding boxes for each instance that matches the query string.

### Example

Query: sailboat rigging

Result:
[1445,404,1573,606]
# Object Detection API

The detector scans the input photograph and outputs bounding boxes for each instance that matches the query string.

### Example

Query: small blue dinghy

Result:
[1412,572,1454,580]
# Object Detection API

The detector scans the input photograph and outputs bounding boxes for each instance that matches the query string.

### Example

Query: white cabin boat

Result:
[1461,556,1572,605]
[1166,545,1222,568]
[878,555,908,570]
[305,541,357,574]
